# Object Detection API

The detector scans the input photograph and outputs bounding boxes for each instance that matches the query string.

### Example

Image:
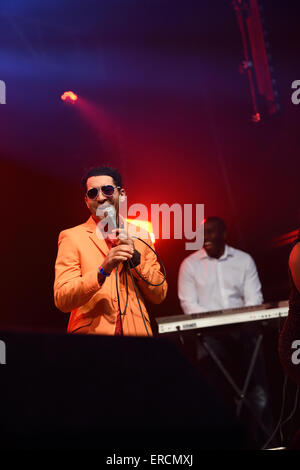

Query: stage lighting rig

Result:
[233,0,280,122]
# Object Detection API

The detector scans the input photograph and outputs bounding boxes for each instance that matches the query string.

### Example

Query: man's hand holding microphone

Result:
[96,203,137,285]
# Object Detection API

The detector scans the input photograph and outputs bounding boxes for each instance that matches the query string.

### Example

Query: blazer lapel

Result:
[89,232,109,256]
[83,216,109,257]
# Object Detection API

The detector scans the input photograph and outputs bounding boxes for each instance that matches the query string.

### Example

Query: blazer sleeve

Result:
[54,230,101,313]
[131,237,168,304]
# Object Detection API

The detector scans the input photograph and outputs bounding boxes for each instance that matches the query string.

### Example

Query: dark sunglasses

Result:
[86,185,120,200]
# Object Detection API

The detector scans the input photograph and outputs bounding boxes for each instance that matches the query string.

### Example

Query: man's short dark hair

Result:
[205,216,227,233]
[81,166,122,192]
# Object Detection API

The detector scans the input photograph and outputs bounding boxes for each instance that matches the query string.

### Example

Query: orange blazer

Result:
[54,216,168,336]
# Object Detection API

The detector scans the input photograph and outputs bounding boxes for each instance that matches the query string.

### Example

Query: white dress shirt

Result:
[178,245,263,314]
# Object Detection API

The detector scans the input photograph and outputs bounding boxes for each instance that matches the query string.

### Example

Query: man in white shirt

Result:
[178,217,271,445]
[178,217,263,313]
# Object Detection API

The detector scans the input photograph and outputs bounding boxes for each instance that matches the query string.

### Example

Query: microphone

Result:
[96,204,119,245]
[103,205,118,231]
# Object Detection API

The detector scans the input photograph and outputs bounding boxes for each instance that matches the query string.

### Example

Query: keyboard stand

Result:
[198,331,270,437]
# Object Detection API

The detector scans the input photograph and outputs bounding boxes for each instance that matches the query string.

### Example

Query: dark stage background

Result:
[0,1,299,332]
[1,0,300,449]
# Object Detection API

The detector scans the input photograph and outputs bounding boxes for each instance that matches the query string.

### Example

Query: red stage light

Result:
[61,91,78,103]
[271,230,298,248]
[251,112,261,122]
[126,219,155,243]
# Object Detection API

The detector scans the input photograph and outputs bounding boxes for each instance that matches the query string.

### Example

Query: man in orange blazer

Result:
[54,166,167,336]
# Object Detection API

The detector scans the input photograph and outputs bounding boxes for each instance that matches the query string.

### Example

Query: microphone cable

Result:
[261,374,288,449]
[115,237,167,336]
[130,236,167,286]
[115,262,129,337]
[279,382,299,446]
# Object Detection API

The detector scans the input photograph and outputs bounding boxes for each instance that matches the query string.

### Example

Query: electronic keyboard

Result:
[157,300,289,334]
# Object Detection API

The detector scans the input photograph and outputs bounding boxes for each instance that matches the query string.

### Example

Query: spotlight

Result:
[61,91,78,103]
[126,219,156,244]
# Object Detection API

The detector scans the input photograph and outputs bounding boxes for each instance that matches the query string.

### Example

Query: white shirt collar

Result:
[199,244,234,260]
